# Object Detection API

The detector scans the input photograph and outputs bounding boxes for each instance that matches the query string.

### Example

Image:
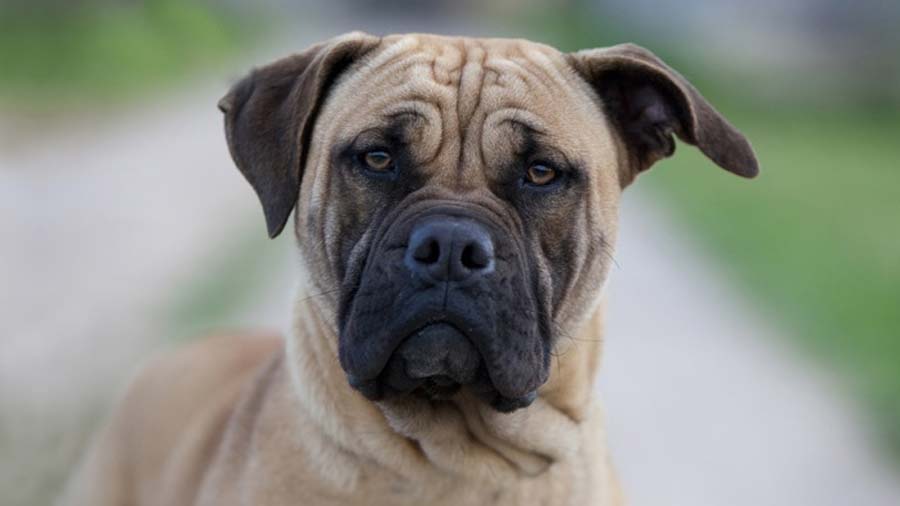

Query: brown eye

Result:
[363,150,393,172]
[525,164,557,186]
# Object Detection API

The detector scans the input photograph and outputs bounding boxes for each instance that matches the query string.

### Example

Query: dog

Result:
[61,32,757,506]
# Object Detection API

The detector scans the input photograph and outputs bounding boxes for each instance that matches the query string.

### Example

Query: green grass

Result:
[161,223,288,341]
[646,110,900,451]
[0,1,265,109]
[512,7,900,455]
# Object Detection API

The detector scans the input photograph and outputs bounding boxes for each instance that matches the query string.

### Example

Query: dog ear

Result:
[218,32,380,238]
[568,43,758,186]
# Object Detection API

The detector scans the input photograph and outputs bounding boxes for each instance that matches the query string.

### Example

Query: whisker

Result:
[598,237,621,270]
[296,280,361,304]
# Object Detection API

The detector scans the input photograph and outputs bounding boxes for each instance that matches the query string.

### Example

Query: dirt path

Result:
[601,192,900,505]
[0,65,297,506]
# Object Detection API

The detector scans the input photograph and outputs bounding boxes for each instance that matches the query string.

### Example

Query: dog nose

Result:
[404,217,495,282]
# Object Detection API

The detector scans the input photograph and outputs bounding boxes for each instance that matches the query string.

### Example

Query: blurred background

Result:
[1,1,898,505]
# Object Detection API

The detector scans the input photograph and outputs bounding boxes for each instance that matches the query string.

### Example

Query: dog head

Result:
[219,33,757,412]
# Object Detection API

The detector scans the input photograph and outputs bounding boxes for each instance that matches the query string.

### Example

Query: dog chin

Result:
[345,322,539,413]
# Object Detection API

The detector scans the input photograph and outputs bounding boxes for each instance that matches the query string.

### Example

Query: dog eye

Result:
[361,150,394,172]
[524,164,557,186]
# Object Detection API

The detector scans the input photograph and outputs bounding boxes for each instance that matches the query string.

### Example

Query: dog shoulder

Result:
[60,334,283,506]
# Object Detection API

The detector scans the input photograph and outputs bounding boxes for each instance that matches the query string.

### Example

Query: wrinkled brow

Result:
[499,119,583,176]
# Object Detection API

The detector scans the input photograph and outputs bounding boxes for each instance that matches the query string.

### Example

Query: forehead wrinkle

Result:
[381,100,437,121]
[480,107,549,158]
[328,48,456,127]
[456,42,487,133]
[484,51,570,103]
[383,100,445,165]
[470,51,575,187]
[517,48,574,93]
[498,113,549,135]
[330,37,597,192]
[325,38,416,104]
[453,41,495,189]
[361,35,422,74]
[341,36,459,99]
[429,41,464,86]
[360,56,445,93]
[380,40,470,187]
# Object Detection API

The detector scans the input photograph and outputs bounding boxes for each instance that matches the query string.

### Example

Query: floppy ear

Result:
[568,43,759,186]
[218,32,380,237]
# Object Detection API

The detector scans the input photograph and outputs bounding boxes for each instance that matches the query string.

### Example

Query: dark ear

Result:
[568,43,758,185]
[218,32,380,237]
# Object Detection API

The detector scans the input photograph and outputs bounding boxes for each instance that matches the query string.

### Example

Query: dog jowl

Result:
[338,187,552,412]
[219,33,758,413]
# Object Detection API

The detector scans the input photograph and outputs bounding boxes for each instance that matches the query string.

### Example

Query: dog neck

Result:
[284,285,607,484]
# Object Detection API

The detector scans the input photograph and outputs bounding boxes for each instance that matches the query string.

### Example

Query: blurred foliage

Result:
[0,0,265,110]
[651,112,900,456]
[516,5,900,456]
[162,223,285,341]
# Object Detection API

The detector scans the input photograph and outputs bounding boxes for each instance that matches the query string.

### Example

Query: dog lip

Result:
[351,321,484,402]
[406,320,472,346]
[341,315,482,388]
[342,308,545,403]
[400,322,480,382]
[490,390,538,413]
[347,373,383,400]
[395,322,479,378]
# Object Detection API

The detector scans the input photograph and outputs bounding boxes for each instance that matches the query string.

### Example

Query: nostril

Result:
[461,242,491,270]
[412,238,440,264]
[405,217,494,281]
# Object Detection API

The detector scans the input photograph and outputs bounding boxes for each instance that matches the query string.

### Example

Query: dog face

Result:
[219,33,757,412]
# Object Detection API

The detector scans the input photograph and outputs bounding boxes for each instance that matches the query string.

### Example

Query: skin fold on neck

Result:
[284,282,608,486]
